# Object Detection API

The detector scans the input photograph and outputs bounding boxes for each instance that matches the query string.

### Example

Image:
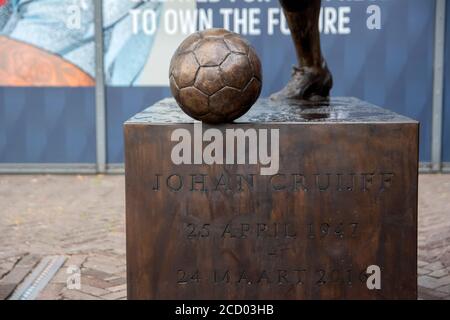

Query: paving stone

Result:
[0,255,40,284]
[429,269,449,278]
[436,285,450,295]
[62,289,103,300]
[51,268,71,285]
[0,284,16,300]
[418,268,430,276]
[82,276,115,290]
[81,268,114,280]
[65,255,88,267]
[424,261,444,271]
[36,283,65,300]
[108,284,126,293]
[86,256,123,267]
[418,261,428,268]
[83,262,123,275]
[107,277,127,287]
[418,286,450,300]
[101,290,127,300]
[437,275,450,287]
[418,276,445,289]
[78,284,110,296]
[104,275,122,282]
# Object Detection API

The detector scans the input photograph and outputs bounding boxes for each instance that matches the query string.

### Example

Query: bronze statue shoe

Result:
[270,61,333,102]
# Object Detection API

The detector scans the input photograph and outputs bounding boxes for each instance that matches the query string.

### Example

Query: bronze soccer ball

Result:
[169,28,263,124]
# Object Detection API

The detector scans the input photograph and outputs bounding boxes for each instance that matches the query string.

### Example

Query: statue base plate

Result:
[124,98,418,300]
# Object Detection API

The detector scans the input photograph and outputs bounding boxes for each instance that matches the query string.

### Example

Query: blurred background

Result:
[0,0,449,301]
[0,0,448,173]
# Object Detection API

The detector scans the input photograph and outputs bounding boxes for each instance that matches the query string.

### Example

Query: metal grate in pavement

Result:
[9,256,66,300]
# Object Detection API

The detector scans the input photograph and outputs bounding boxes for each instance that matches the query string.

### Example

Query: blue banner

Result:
[108,0,434,163]
[0,88,96,163]
[0,0,440,165]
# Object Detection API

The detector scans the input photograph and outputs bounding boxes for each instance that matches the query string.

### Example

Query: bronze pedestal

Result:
[124,98,418,300]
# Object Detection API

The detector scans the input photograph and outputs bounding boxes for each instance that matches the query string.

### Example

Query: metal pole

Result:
[432,0,446,172]
[94,0,107,174]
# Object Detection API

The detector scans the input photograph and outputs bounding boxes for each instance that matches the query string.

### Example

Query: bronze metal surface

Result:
[125,98,418,300]
[271,0,333,101]
[170,29,262,124]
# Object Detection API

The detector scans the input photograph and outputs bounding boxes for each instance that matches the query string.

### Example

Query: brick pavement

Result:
[0,174,449,300]
[417,174,450,299]
[0,175,126,300]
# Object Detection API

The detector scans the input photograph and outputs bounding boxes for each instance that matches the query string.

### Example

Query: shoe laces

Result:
[291,66,303,76]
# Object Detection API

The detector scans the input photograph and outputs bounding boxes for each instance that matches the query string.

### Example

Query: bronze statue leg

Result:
[270,0,333,101]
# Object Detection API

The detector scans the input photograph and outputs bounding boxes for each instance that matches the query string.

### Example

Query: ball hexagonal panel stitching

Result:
[220,53,253,90]
[194,38,231,67]
[174,32,202,56]
[194,67,225,96]
[224,34,250,54]
[170,52,200,88]
[170,28,262,124]
[209,86,242,116]
[179,87,210,117]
